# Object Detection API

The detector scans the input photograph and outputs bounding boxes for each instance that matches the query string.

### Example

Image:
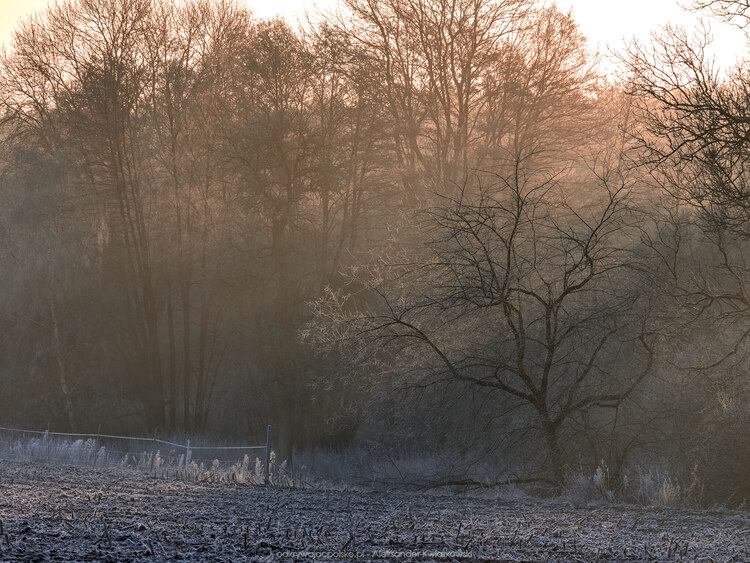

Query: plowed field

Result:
[0,460,747,561]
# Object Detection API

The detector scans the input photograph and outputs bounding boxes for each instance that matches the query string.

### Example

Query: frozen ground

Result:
[0,459,748,562]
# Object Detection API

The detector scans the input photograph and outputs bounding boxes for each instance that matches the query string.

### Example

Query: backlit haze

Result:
[0,0,747,76]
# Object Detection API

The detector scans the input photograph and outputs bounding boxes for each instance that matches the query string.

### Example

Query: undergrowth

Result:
[0,431,299,487]
[0,433,728,508]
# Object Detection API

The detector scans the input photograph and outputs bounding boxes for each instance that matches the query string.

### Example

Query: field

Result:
[0,459,748,562]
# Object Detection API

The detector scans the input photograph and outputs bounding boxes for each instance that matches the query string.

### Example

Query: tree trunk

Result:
[49,295,76,433]
[167,299,177,428]
[182,282,191,432]
[540,416,565,492]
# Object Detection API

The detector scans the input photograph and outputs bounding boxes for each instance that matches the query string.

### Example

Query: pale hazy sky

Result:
[0,0,746,72]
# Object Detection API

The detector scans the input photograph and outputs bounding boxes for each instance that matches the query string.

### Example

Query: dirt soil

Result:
[0,459,748,562]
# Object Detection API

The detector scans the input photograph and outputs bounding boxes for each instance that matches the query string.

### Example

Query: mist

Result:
[0,0,748,506]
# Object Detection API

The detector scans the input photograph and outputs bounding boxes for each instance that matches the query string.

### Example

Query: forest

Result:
[0,0,749,504]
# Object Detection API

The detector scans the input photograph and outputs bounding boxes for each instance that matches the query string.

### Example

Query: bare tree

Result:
[1,0,172,428]
[145,0,252,431]
[623,1,750,335]
[304,22,393,281]
[624,24,750,228]
[309,158,656,488]
[691,0,750,26]
[328,0,528,201]
[623,0,750,502]
[479,5,600,170]
[0,0,250,431]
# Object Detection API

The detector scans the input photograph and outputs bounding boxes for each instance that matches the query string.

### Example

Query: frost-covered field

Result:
[0,459,748,562]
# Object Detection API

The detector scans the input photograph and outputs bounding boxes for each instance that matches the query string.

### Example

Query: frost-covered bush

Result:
[626,467,692,508]
[563,462,616,504]
[0,431,286,485]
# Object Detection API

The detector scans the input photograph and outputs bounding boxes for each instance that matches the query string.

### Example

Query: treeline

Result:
[0,0,749,502]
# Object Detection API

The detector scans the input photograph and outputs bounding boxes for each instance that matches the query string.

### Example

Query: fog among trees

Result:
[1,0,749,502]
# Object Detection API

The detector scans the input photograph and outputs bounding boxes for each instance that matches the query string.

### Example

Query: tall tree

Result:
[309,157,656,487]
[479,5,599,170]
[331,0,528,201]
[624,0,750,502]
[1,0,170,428]
[145,0,252,431]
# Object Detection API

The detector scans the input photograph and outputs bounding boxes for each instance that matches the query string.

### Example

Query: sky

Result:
[0,0,746,73]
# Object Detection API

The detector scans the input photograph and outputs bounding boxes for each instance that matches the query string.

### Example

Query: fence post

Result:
[185,438,191,478]
[93,424,101,469]
[264,425,272,485]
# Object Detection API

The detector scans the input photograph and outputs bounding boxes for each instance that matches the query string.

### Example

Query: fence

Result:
[0,425,284,485]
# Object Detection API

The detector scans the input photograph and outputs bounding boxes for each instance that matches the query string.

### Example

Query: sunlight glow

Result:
[555,0,748,73]
[0,0,747,72]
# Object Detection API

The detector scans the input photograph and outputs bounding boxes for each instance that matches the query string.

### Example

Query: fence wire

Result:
[0,426,295,486]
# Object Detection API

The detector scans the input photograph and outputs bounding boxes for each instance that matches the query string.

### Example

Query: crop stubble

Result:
[0,460,747,561]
